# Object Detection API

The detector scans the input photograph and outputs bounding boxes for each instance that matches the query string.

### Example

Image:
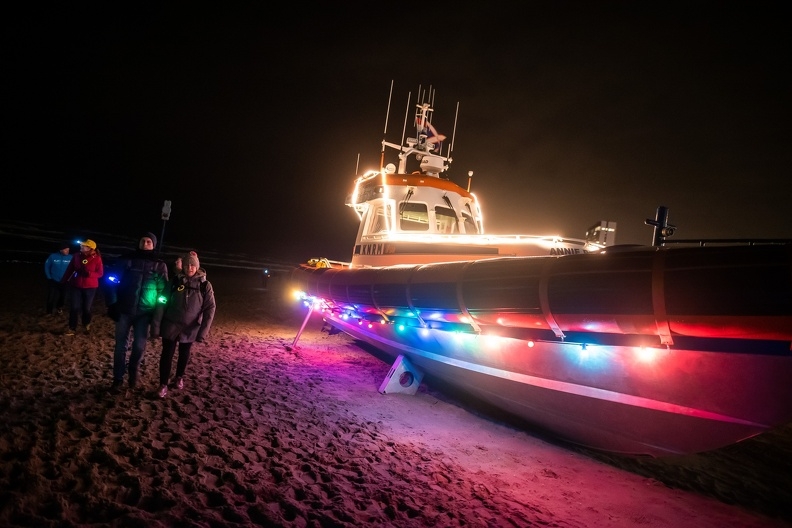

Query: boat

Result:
[288,85,792,457]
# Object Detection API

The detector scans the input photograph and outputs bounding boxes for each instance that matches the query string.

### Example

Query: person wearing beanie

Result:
[142,232,158,250]
[61,239,104,335]
[44,242,72,315]
[104,231,169,392]
[173,250,198,274]
[152,251,216,399]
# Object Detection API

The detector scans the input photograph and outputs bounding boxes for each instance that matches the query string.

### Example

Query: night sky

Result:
[5,2,790,263]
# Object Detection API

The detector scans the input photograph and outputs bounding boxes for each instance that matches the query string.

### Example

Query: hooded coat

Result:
[152,268,216,343]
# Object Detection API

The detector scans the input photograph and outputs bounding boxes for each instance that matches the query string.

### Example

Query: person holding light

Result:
[61,239,103,335]
[105,232,169,392]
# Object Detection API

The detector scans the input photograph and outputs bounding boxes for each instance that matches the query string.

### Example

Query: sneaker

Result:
[85,323,91,333]
[57,309,63,315]
[65,329,76,336]
[109,380,123,393]
[158,385,168,399]
[175,377,184,390]
[129,375,138,389]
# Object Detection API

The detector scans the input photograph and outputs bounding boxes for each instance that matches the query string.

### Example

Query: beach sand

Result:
[1,262,790,527]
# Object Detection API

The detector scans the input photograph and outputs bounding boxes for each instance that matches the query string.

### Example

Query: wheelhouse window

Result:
[399,202,429,231]
[462,211,479,234]
[368,204,393,234]
[435,206,459,233]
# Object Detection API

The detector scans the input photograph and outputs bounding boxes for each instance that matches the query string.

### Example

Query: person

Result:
[61,239,103,335]
[105,232,169,392]
[44,242,72,315]
[152,251,216,398]
[173,250,197,275]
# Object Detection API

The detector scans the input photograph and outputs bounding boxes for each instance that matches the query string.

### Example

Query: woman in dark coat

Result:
[152,252,216,398]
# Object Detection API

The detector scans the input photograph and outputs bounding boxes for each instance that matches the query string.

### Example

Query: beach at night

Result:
[1,262,790,527]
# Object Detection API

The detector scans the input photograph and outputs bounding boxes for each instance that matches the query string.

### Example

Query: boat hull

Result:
[290,244,792,456]
[320,312,792,455]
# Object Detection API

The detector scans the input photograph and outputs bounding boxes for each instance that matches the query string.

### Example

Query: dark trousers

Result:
[46,279,67,314]
[113,312,153,383]
[159,338,193,385]
[68,287,97,330]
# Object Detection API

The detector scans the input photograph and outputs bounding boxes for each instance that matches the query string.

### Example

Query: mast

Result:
[380,84,456,176]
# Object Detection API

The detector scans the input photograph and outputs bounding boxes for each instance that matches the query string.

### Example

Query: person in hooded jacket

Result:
[105,232,169,392]
[61,239,103,335]
[152,251,216,398]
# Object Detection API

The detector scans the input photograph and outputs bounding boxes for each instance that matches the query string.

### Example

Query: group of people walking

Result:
[45,232,216,398]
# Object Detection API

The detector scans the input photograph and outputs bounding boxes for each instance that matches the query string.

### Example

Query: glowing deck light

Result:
[480,334,502,350]
[527,340,535,348]
[636,346,658,362]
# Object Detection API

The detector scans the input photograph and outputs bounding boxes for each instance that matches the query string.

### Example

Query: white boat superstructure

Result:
[345,89,614,268]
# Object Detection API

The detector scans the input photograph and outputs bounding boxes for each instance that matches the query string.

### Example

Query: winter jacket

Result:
[45,251,72,282]
[106,249,169,317]
[152,268,216,343]
[61,250,103,289]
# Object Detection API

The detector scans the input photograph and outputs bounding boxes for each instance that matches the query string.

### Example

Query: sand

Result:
[1,262,790,527]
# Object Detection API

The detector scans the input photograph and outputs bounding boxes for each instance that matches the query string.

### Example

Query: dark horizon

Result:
[5,3,790,261]
[0,219,294,273]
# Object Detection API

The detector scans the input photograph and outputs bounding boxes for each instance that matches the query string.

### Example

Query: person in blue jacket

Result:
[44,242,72,315]
[105,232,169,392]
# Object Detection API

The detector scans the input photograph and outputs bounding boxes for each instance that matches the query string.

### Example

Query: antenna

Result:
[355,153,360,176]
[400,92,411,149]
[383,80,393,135]
[449,101,459,155]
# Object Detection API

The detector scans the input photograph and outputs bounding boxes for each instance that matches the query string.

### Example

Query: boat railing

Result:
[305,258,352,269]
[659,238,792,247]
[647,206,791,247]
[359,232,595,248]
